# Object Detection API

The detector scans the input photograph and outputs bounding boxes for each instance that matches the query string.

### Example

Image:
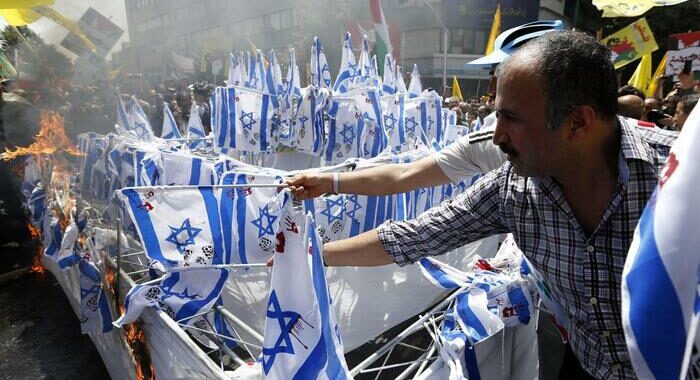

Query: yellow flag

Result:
[593,0,688,18]
[452,76,463,101]
[0,8,41,25]
[601,17,658,69]
[628,53,652,97]
[0,0,54,8]
[485,4,501,55]
[646,52,668,98]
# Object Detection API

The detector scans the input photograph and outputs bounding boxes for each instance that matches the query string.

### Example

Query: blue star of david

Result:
[405,116,418,134]
[426,115,434,131]
[133,122,150,139]
[239,111,257,131]
[251,205,277,238]
[322,64,331,85]
[363,112,375,123]
[383,113,397,131]
[345,195,362,220]
[348,62,358,77]
[339,122,356,144]
[262,290,301,374]
[165,218,202,253]
[298,115,309,130]
[246,76,258,89]
[320,197,344,224]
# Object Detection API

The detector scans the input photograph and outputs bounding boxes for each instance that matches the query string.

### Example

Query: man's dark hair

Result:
[680,94,699,114]
[496,31,618,130]
[618,85,645,100]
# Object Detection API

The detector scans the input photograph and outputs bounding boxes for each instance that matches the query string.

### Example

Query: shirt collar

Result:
[617,116,656,165]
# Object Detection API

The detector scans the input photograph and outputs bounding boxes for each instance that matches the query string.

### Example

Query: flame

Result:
[105,265,155,380]
[26,222,45,274]
[2,111,81,161]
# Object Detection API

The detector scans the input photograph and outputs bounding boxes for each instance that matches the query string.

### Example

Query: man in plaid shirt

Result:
[322,31,677,379]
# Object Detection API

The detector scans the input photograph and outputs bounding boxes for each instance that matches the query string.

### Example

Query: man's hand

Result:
[286,172,333,200]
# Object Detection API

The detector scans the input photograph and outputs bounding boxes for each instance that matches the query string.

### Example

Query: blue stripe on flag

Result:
[456,292,489,343]
[260,95,270,151]
[173,269,229,321]
[507,286,531,325]
[419,259,461,288]
[235,175,249,264]
[627,199,687,379]
[189,158,202,185]
[200,187,225,265]
[325,102,339,162]
[464,345,482,380]
[122,189,174,266]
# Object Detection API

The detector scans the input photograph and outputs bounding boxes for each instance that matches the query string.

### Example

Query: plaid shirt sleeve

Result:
[376,165,510,266]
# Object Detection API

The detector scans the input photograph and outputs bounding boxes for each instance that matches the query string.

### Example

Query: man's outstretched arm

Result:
[323,230,394,266]
[286,155,451,199]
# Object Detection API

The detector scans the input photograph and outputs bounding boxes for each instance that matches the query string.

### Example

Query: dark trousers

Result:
[558,344,596,380]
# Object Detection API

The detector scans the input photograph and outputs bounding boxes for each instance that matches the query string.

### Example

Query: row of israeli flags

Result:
[21,32,699,380]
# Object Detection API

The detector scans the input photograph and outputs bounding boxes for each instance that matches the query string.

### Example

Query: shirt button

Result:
[586,245,595,253]
[589,297,598,305]
[602,331,611,337]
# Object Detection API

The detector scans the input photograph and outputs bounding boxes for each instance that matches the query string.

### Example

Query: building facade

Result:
[117,0,572,97]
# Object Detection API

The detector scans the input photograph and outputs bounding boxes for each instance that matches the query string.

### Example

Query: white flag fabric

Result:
[211,86,274,152]
[245,50,266,92]
[78,255,114,334]
[381,54,396,95]
[354,35,373,88]
[395,65,407,93]
[161,102,183,140]
[303,196,347,244]
[310,37,332,89]
[333,32,358,94]
[423,91,444,146]
[380,93,406,152]
[114,267,229,327]
[219,171,286,264]
[407,64,423,99]
[294,86,327,156]
[262,202,352,379]
[187,103,207,149]
[119,186,225,267]
[126,96,155,141]
[227,53,245,87]
[622,99,700,379]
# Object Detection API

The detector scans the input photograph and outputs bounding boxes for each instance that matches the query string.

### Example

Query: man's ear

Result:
[567,105,596,139]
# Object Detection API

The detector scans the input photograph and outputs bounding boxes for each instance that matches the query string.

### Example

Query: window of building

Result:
[269,12,281,31]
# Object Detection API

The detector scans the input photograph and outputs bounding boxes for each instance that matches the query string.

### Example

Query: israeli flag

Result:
[44,220,81,270]
[218,171,286,264]
[423,91,444,145]
[245,50,266,92]
[239,52,249,84]
[310,37,332,89]
[381,54,396,95]
[278,48,302,147]
[161,102,183,140]
[622,103,700,379]
[379,93,406,152]
[265,49,283,109]
[21,156,41,204]
[354,35,372,87]
[325,89,385,164]
[262,203,351,379]
[303,195,347,244]
[407,64,422,98]
[395,65,407,93]
[28,184,46,228]
[43,216,64,259]
[118,186,226,268]
[187,103,207,149]
[342,193,393,238]
[114,267,229,328]
[227,53,244,87]
[126,96,156,141]
[210,86,274,152]
[370,55,381,89]
[294,86,327,156]
[116,91,131,134]
[333,32,358,94]
[78,255,113,334]
[404,96,429,150]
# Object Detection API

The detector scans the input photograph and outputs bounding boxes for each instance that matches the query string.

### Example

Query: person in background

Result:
[189,81,212,134]
[617,94,644,119]
[673,94,699,130]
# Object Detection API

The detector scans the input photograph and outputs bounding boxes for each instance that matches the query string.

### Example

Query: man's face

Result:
[492,62,567,177]
[673,101,688,130]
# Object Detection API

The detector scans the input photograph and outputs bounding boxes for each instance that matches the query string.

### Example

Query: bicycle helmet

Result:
[466,20,565,67]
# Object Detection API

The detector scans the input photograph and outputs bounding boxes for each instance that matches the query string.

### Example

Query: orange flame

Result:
[105,265,155,380]
[26,222,45,274]
[2,111,81,161]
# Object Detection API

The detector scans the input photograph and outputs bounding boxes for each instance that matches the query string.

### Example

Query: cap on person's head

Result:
[466,20,565,68]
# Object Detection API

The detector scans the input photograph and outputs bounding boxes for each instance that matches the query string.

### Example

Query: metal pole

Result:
[215,305,264,344]
[443,29,448,92]
[349,285,468,376]
[115,217,121,311]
